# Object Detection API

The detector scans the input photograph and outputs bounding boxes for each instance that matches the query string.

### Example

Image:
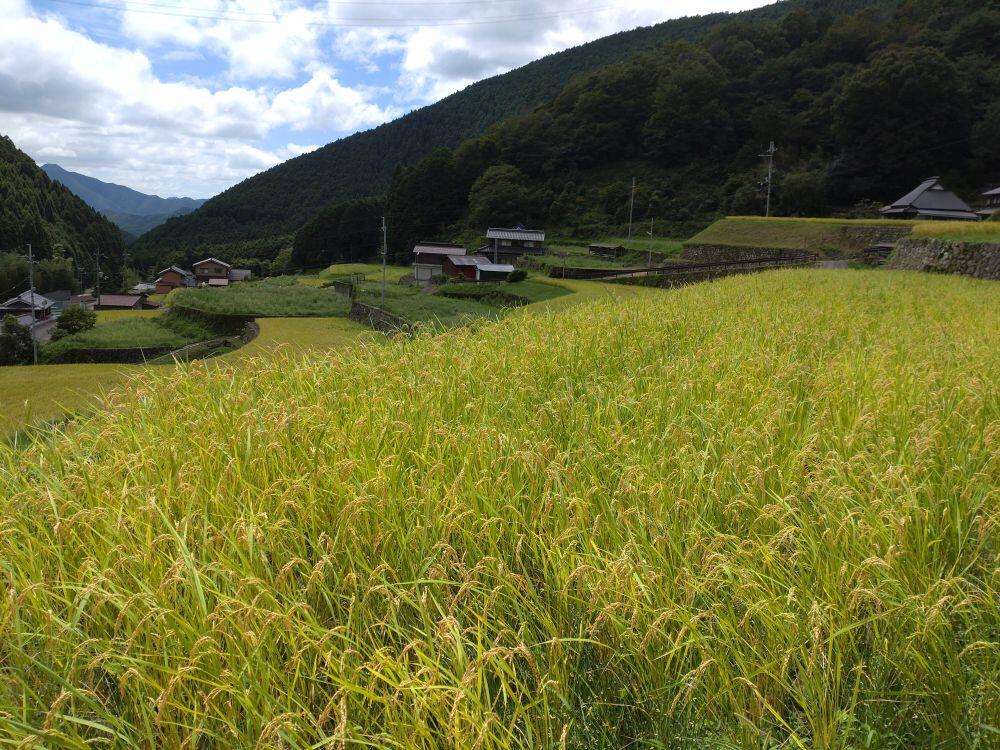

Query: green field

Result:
[1,269,997,748]
[355,278,570,327]
[172,277,351,317]
[688,216,917,253]
[320,262,411,282]
[42,314,219,362]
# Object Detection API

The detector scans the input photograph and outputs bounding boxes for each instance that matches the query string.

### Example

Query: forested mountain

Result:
[289,0,1000,267]
[0,136,125,294]
[41,164,206,239]
[133,0,897,267]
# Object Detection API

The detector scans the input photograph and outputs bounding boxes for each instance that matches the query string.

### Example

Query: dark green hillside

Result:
[0,136,125,292]
[355,0,997,261]
[133,0,896,266]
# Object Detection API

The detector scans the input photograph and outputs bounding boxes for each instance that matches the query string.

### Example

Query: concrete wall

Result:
[886,239,1000,280]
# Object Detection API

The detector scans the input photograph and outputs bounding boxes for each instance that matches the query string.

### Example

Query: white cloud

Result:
[0,0,772,197]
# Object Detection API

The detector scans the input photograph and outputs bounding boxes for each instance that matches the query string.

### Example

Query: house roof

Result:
[447,254,491,266]
[97,294,143,307]
[983,187,1000,197]
[193,257,232,269]
[414,242,467,256]
[486,228,545,242]
[478,263,516,274]
[68,294,97,305]
[882,177,978,219]
[158,265,194,278]
[0,290,54,312]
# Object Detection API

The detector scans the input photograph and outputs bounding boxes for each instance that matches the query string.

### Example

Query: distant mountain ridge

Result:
[41,164,206,239]
[132,0,896,263]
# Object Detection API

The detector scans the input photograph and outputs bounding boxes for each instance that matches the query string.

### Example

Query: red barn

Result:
[443,255,490,279]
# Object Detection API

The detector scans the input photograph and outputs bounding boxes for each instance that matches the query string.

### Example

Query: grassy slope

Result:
[1,269,996,747]
[225,317,380,360]
[689,216,918,252]
[172,278,351,317]
[42,315,218,361]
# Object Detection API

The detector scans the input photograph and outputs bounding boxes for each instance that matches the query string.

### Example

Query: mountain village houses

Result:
[154,258,252,294]
[412,227,545,283]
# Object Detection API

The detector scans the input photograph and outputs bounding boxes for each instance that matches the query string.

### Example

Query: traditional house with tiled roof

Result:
[880,177,980,221]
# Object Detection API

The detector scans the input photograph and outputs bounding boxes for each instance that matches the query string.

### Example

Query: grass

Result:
[0,269,997,748]
[689,216,915,253]
[172,277,351,317]
[912,220,1000,244]
[320,262,411,282]
[356,278,570,327]
[42,314,219,361]
[530,239,685,270]
[95,309,162,323]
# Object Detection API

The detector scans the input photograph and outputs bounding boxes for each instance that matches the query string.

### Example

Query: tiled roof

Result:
[447,255,491,266]
[0,290,53,311]
[193,257,232,269]
[882,177,975,217]
[486,228,545,242]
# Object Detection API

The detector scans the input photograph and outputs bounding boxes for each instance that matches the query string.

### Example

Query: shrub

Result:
[50,305,96,341]
[0,314,32,365]
[508,269,528,282]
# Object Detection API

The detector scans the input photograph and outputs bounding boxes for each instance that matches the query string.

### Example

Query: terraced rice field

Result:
[0,269,996,748]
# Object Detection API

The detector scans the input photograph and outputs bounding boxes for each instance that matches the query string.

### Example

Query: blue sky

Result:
[0,0,768,199]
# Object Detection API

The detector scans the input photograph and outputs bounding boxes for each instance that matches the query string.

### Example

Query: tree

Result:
[50,305,96,341]
[833,46,972,201]
[0,315,33,365]
[778,170,828,217]
[468,166,535,229]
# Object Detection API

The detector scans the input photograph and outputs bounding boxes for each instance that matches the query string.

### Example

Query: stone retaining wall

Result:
[886,239,1000,280]
[681,244,813,262]
[49,345,175,364]
[349,300,414,335]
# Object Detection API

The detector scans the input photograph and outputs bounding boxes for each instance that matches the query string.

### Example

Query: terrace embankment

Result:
[887,238,1000,280]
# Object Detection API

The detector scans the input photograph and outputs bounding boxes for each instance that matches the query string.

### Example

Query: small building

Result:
[95,294,149,310]
[589,243,626,258]
[155,265,196,295]
[130,282,157,295]
[475,262,516,281]
[443,254,491,280]
[485,227,546,262]
[228,268,252,282]
[208,278,229,287]
[978,187,1000,220]
[0,290,53,321]
[193,257,232,283]
[412,242,468,282]
[880,177,981,221]
[67,294,97,310]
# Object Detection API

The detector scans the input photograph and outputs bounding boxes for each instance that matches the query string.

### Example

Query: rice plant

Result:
[912,221,1000,243]
[0,269,997,749]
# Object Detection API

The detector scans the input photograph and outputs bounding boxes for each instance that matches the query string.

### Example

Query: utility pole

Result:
[94,247,101,300]
[381,215,387,308]
[759,141,777,217]
[626,177,637,241]
[646,216,654,268]
[27,243,38,365]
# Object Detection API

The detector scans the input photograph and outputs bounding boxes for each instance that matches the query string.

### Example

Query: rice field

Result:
[912,220,1000,244]
[0,269,997,748]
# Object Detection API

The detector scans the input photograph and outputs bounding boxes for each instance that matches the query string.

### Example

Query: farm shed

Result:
[443,255,490,280]
[95,294,149,310]
[412,242,467,282]
[476,263,516,281]
[589,243,626,257]
[485,227,546,262]
[881,177,980,221]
